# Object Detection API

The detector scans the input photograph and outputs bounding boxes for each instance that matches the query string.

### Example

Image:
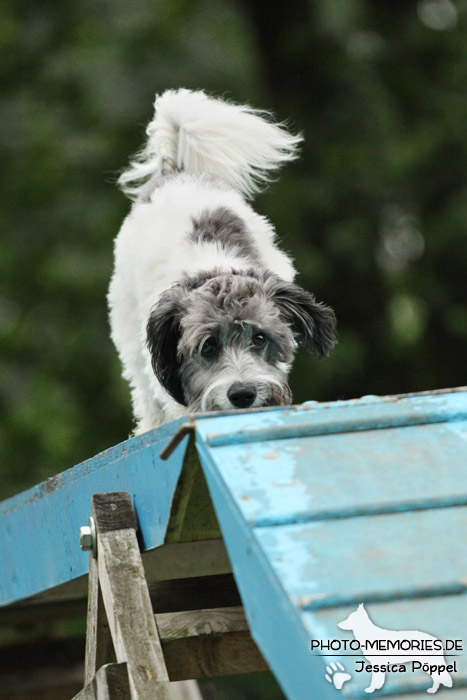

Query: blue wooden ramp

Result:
[192,388,467,699]
[1,388,467,699]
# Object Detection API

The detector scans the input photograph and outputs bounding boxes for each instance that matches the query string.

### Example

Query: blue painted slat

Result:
[194,389,467,700]
[0,420,188,605]
[201,389,467,447]
[198,421,467,527]
[306,596,467,696]
[3,388,466,699]
[253,507,467,609]
[195,436,342,700]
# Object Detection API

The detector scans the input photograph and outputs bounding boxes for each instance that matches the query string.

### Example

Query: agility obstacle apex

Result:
[1,388,467,698]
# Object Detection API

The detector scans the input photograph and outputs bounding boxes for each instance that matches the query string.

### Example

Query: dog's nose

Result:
[228,383,257,409]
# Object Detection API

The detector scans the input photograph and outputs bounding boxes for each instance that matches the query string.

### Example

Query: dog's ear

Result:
[267,277,337,357]
[147,287,186,406]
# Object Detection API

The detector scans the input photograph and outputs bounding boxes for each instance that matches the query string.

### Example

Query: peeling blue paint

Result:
[1,388,466,699]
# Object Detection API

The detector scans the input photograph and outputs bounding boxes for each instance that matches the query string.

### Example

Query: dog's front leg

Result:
[365,670,385,693]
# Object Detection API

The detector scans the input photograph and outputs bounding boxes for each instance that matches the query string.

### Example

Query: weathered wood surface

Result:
[0,605,267,690]
[165,436,221,543]
[91,492,170,699]
[2,387,466,700]
[209,421,467,526]
[84,553,115,685]
[0,538,231,615]
[157,605,268,679]
[0,573,240,640]
[0,420,231,607]
[255,507,467,608]
[73,663,130,700]
[0,418,190,605]
[203,387,467,447]
[194,388,467,700]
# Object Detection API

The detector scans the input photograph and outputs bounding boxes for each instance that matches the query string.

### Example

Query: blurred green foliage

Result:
[1,0,467,498]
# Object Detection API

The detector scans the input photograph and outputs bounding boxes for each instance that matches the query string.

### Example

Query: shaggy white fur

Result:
[108,89,334,433]
[118,88,302,199]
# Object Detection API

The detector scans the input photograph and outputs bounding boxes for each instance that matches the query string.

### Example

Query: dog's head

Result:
[147,269,336,412]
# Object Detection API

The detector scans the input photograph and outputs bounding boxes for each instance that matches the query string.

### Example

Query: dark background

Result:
[2,0,466,501]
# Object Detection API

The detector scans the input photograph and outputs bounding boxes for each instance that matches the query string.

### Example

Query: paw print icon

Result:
[325,662,352,691]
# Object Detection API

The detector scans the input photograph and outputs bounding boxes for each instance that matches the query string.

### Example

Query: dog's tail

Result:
[118,88,302,200]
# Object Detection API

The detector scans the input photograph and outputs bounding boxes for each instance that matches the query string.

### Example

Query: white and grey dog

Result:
[108,89,336,433]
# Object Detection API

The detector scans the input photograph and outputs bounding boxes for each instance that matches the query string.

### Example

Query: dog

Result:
[108,89,337,433]
[338,603,453,694]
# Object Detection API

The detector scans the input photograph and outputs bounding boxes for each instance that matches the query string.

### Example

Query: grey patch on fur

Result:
[190,207,260,263]
[147,269,336,411]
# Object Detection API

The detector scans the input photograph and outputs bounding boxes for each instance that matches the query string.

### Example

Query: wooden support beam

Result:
[0,492,266,698]
[84,553,116,684]
[0,538,231,613]
[91,492,171,700]
[0,573,241,637]
[0,606,268,696]
[73,663,131,700]
[158,606,268,680]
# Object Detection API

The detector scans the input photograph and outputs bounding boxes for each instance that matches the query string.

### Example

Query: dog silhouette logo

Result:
[337,603,453,694]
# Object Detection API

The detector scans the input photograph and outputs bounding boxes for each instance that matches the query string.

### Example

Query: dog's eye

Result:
[252,332,267,348]
[201,337,217,357]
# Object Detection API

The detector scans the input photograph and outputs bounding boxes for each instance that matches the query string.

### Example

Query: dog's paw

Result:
[325,662,351,691]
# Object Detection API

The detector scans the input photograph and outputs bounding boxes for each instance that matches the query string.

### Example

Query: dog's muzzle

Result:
[227,382,257,409]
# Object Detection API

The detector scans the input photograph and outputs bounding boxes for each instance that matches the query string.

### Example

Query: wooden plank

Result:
[165,436,221,543]
[143,540,231,583]
[0,573,240,643]
[94,663,131,700]
[84,554,115,685]
[1,389,465,607]
[73,663,130,700]
[201,421,467,527]
[157,606,268,680]
[0,605,266,683]
[195,397,467,700]
[200,388,467,447]
[84,553,99,685]
[0,418,189,605]
[196,438,334,700]
[92,492,171,700]
[253,507,467,608]
[72,684,95,700]
[1,539,231,613]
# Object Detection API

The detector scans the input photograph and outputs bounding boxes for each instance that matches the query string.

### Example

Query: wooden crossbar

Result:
[72,491,267,700]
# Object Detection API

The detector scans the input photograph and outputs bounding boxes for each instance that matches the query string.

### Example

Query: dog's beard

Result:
[185,369,292,413]
[178,340,294,413]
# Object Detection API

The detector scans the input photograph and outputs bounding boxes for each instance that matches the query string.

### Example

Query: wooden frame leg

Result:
[91,492,171,700]
[74,663,131,700]
[85,553,116,685]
